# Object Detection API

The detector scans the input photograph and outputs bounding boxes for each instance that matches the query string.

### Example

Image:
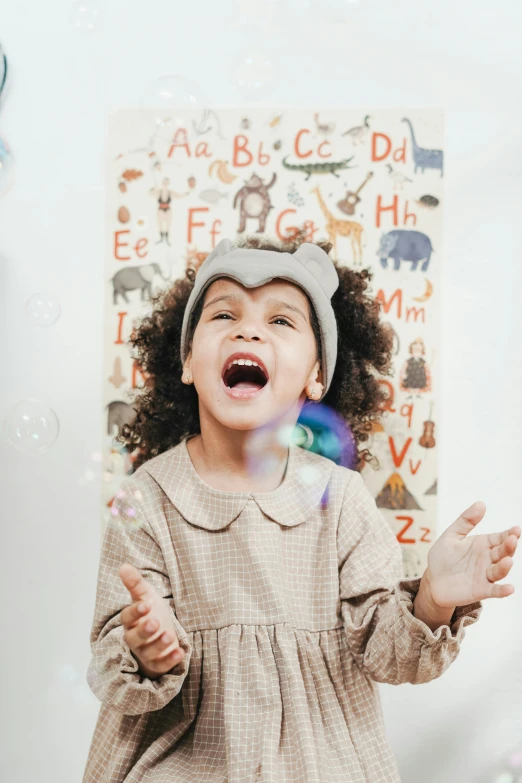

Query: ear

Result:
[308,360,323,386]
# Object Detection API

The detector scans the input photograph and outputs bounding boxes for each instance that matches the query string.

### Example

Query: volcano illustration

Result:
[425,478,437,495]
[375,472,423,510]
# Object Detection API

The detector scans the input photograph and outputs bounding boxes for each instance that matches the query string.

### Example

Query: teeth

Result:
[227,358,259,370]
[223,358,268,386]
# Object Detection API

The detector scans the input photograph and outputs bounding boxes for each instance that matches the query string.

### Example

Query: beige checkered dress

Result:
[83,435,483,783]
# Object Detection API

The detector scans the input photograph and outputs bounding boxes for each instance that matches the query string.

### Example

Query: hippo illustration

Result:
[377,229,434,272]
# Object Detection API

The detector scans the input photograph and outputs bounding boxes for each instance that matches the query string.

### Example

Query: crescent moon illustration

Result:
[412,278,433,302]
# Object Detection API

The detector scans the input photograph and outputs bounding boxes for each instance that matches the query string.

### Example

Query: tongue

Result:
[233,381,263,390]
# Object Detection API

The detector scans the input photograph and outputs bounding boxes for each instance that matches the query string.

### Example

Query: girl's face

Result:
[184,277,322,432]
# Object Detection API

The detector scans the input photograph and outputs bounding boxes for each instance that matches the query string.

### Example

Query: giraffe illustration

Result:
[311,186,364,265]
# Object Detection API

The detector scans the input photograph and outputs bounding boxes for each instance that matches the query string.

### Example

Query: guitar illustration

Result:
[337,172,374,215]
[419,400,436,452]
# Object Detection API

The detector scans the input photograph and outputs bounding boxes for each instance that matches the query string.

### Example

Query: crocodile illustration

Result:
[282,155,356,180]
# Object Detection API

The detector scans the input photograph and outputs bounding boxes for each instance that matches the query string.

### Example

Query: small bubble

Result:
[25,293,61,327]
[69,1,102,32]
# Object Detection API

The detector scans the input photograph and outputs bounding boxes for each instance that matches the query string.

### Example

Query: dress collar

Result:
[141,435,334,530]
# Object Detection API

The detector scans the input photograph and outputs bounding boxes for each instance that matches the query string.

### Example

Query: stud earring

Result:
[308,384,324,400]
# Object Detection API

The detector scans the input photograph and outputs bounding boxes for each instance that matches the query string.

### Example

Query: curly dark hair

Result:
[116,233,394,473]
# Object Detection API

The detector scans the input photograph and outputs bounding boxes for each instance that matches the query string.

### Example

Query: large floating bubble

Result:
[295,401,358,469]
[139,74,207,133]
[230,48,279,100]
[241,403,357,491]
[2,399,60,454]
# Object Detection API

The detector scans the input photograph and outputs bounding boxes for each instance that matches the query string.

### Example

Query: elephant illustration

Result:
[377,229,434,272]
[111,263,169,304]
[106,400,136,438]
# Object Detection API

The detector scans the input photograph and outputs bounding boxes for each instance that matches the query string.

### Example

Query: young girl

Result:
[83,235,519,783]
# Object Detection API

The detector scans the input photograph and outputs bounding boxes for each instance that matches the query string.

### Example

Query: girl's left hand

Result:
[425,501,521,609]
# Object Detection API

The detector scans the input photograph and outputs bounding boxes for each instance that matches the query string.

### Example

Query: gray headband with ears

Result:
[180,238,339,401]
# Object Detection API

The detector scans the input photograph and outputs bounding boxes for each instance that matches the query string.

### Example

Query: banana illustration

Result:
[412,279,434,302]
[268,114,283,127]
[208,159,237,184]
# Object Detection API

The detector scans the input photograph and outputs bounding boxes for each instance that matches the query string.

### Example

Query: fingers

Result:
[154,645,186,668]
[125,613,164,647]
[135,629,186,668]
[118,563,151,604]
[487,555,514,583]
[124,615,183,665]
[488,526,521,549]
[147,634,186,665]
[490,582,515,599]
[484,554,516,599]
[453,502,486,536]
[142,645,186,677]
[121,599,150,629]
[490,532,520,564]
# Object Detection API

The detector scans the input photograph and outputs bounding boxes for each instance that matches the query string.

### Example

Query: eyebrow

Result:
[203,294,308,323]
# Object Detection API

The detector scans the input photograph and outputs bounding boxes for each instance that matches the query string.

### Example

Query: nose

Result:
[235,331,260,342]
[233,323,262,342]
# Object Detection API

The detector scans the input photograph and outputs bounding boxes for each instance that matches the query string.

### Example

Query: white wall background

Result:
[1,1,522,781]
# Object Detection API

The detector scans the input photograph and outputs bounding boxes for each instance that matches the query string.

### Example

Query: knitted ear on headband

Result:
[201,238,233,266]
[292,243,339,300]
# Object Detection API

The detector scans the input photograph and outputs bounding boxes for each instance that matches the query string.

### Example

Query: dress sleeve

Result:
[338,471,483,685]
[86,476,192,716]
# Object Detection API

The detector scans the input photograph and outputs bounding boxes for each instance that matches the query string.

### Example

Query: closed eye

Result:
[212,313,292,327]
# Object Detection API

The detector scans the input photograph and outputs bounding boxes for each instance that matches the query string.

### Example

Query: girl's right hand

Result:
[118,562,187,679]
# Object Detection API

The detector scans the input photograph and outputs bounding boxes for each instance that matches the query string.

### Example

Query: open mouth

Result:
[222,362,269,392]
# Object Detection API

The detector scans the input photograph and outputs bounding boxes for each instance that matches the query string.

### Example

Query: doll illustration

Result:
[148,177,189,245]
[399,337,432,399]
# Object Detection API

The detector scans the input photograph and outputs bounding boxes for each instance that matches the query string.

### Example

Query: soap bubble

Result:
[69,1,102,32]
[140,74,207,132]
[46,663,97,711]
[476,741,522,782]
[295,401,358,468]
[0,135,14,198]
[25,293,61,327]
[241,402,357,488]
[2,399,60,454]
[110,486,144,530]
[230,48,278,100]
[77,450,103,487]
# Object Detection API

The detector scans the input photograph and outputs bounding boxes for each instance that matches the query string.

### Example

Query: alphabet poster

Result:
[103,107,444,578]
